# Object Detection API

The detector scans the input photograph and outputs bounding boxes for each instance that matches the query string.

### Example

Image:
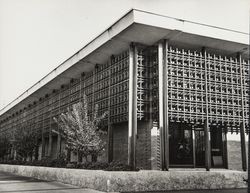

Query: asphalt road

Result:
[0,171,103,193]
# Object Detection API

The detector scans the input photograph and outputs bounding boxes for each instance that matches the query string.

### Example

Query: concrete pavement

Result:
[0,171,104,193]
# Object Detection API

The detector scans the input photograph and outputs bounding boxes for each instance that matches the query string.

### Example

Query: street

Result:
[0,171,103,193]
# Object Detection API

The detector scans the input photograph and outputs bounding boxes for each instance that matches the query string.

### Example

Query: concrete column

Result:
[41,134,46,158]
[238,53,247,171]
[192,126,196,168]
[108,60,113,163]
[48,133,52,157]
[222,128,228,169]
[57,134,61,157]
[128,43,138,170]
[204,121,211,171]
[158,40,169,170]
[203,48,211,171]
[240,123,247,171]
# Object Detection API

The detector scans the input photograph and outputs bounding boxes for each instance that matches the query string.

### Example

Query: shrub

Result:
[105,161,139,171]
[63,161,139,171]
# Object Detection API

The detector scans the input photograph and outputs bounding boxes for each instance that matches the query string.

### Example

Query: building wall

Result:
[112,120,153,169]
[0,44,249,171]
[150,125,160,170]
[113,122,128,164]
[227,133,248,171]
[136,121,152,169]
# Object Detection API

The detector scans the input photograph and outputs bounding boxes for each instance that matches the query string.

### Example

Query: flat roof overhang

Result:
[1,9,249,117]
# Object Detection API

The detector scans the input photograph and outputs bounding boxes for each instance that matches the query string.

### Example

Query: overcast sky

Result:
[0,0,249,110]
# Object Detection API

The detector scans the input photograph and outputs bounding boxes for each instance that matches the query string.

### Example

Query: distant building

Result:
[0,9,249,171]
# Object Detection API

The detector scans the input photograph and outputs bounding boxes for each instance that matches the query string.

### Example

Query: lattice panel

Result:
[137,49,151,120]
[0,46,249,135]
[81,51,129,125]
[150,45,249,133]
[0,51,130,135]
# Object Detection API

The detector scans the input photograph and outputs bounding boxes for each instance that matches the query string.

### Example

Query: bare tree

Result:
[54,94,107,163]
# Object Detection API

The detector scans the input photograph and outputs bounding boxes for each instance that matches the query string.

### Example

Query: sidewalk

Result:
[0,171,105,193]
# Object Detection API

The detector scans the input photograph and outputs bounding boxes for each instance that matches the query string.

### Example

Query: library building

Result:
[0,9,249,171]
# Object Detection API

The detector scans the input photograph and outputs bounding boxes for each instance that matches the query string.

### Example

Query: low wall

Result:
[0,164,247,192]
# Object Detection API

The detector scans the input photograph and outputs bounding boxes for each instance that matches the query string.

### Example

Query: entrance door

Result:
[194,128,205,167]
[210,126,225,168]
[169,123,226,168]
[169,123,193,167]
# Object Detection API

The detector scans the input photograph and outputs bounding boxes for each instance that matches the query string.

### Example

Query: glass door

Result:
[169,123,193,167]
[194,128,205,167]
[210,126,225,168]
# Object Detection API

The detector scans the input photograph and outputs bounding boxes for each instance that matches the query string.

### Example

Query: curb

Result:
[0,164,247,192]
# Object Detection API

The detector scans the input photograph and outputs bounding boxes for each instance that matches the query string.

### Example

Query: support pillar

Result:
[240,123,247,171]
[108,62,113,163]
[41,133,45,158]
[238,53,247,171]
[192,125,196,168]
[128,43,138,170]
[204,120,211,171]
[57,134,61,157]
[158,40,169,170]
[48,132,52,157]
[222,127,228,169]
[41,111,46,158]
[203,48,211,171]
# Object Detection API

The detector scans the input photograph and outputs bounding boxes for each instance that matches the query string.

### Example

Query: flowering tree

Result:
[54,94,107,163]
